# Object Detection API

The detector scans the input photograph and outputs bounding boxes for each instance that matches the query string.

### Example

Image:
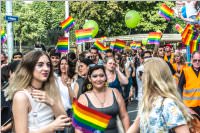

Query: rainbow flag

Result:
[100,36,107,42]
[190,39,199,53]
[158,3,174,21]
[94,40,109,51]
[1,29,7,44]
[147,32,162,45]
[181,24,193,39]
[56,37,69,53]
[72,98,112,133]
[197,12,200,20]
[130,41,136,49]
[175,24,184,34]
[60,16,75,32]
[182,29,194,46]
[75,28,92,44]
[110,41,115,50]
[112,39,126,51]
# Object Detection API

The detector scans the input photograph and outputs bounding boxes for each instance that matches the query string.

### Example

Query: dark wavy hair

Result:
[82,65,107,93]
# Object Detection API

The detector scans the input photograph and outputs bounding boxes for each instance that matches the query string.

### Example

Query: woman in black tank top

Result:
[75,65,130,133]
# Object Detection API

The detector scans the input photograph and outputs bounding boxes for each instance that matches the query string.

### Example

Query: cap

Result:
[164,44,172,48]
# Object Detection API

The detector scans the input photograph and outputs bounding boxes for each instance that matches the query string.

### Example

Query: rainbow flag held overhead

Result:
[60,16,75,32]
[175,24,184,34]
[158,3,174,21]
[1,29,7,44]
[72,98,112,133]
[94,40,109,51]
[112,39,126,51]
[190,38,199,53]
[56,37,69,53]
[147,32,162,45]
[110,41,115,50]
[130,41,136,49]
[75,28,92,44]
[181,24,193,39]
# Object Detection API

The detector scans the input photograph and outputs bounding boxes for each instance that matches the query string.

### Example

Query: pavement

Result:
[127,99,138,124]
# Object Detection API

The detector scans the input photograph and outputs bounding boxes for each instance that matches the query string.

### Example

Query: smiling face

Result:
[32,55,51,83]
[89,68,107,90]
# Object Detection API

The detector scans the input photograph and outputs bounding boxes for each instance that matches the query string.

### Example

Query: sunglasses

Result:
[193,59,200,63]
[89,64,104,68]
[144,56,151,59]
[86,56,93,59]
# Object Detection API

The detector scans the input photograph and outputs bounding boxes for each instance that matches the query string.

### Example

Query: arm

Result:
[73,82,79,98]
[66,80,75,102]
[113,89,130,131]
[127,116,140,133]
[116,64,128,85]
[174,125,190,133]
[176,1,185,5]
[13,92,70,133]
[178,71,186,96]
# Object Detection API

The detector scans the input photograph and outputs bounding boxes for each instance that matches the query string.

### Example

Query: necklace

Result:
[92,88,106,107]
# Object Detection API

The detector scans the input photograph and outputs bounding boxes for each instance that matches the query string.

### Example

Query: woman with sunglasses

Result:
[76,65,130,133]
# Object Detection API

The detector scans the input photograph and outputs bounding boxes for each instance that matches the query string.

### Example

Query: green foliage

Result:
[1,1,186,48]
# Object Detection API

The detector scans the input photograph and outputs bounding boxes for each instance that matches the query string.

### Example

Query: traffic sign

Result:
[5,15,19,22]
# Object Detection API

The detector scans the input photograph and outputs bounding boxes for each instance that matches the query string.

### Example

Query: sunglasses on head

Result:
[193,59,200,63]
[89,64,104,68]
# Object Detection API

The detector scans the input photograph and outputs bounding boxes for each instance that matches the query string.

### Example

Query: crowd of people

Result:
[1,42,200,132]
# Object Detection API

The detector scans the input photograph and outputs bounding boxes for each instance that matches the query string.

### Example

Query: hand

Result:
[115,63,120,72]
[0,126,5,132]
[50,115,72,131]
[31,89,54,106]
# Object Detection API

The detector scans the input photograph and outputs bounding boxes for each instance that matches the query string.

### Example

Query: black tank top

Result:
[85,90,119,133]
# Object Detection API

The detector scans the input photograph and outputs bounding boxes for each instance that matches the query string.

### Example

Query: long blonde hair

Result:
[5,50,60,101]
[139,57,191,122]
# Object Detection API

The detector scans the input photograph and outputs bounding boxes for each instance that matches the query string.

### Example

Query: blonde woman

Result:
[5,50,71,133]
[172,51,187,84]
[127,58,191,133]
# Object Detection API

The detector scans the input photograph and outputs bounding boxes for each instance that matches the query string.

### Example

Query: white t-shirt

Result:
[136,65,144,101]
[56,77,72,110]
[185,1,198,18]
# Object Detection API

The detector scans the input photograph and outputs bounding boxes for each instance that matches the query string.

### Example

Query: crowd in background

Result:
[1,42,200,133]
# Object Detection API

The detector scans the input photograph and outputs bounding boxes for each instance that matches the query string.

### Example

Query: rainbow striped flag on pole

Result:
[112,39,126,51]
[147,32,162,45]
[94,40,109,51]
[72,98,112,133]
[158,3,174,21]
[75,28,92,44]
[60,16,75,32]
[56,37,69,53]
[1,29,7,44]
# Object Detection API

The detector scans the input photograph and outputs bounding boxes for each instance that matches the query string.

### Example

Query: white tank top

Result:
[56,77,72,110]
[20,90,54,132]
[185,1,198,18]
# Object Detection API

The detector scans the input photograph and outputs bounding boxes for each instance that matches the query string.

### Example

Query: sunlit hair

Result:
[103,56,116,64]
[173,51,186,64]
[5,50,61,101]
[139,57,191,122]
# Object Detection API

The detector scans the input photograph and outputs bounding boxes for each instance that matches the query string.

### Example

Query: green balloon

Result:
[125,10,141,28]
[142,38,148,45]
[83,20,99,38]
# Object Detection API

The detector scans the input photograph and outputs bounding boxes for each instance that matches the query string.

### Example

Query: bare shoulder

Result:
[13,91,29,103]
[112,88,122,98]
[78,93,88,106]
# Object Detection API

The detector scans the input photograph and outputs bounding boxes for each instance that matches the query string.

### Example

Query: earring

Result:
[104,82,109,87]
[87,83,92,90]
